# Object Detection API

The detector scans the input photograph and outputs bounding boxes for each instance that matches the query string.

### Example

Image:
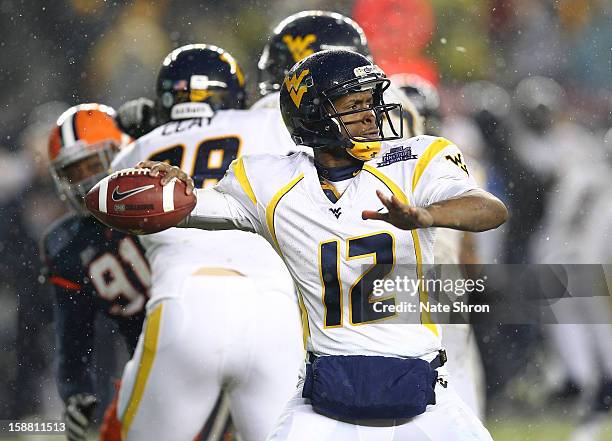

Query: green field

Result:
[489,418,612,441]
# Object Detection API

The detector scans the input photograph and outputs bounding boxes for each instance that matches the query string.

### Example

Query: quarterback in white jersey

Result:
[141,50,507,440]
[254,10,484,421]
[111,45,303,441]
[203,136,477,358]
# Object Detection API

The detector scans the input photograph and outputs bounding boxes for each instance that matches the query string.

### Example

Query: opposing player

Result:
[139,50,507,440]
[111,45,303,441]
[41,104,150,441]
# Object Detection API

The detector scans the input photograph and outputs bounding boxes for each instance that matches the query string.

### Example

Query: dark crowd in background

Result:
[0,0,610,428]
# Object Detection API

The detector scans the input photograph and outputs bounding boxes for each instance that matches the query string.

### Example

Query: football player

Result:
[139,50,508,440]
[115,10,421,139]
[254,10,422,137]
[390,73,442,135]
[111,45,303,441]
[41,104,150,441]
[522,78,612,440]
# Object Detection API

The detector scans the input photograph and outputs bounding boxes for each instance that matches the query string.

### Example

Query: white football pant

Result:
[546,296,612,393]
[266,377,493,441]
[118,274,304,441]
[442,325,486,419]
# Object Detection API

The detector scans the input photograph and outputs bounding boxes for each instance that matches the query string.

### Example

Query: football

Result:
[85,168,196,234]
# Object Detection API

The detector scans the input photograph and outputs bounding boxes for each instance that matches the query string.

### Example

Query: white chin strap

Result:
[170,102,215,120]
[331,117,342,130]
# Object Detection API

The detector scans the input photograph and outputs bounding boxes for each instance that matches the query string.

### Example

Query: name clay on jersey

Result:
[111,108,300,302]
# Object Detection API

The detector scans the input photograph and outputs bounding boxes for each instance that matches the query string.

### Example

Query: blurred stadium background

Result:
[0,0,610,440]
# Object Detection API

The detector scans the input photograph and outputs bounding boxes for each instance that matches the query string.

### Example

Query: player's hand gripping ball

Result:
[85,168,196,234]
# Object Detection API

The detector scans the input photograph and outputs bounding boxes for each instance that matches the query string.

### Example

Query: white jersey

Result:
[250,92,280,110]
[186,135,479,358]
[111,110,297,301]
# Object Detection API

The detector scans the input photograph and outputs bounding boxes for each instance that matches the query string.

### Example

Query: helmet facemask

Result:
[320,76,403,160]
[280,50,403,159]
[50,140,118,215]
[257,44,286,96]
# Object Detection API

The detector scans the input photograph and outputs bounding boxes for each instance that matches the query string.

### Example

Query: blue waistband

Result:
[308,350,447,368]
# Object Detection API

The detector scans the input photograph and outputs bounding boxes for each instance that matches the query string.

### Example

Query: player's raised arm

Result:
[362,188,508,232]
[421,188,507,231]
[363,136,507,232]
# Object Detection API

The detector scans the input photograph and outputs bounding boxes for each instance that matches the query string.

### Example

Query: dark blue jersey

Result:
[40,214,150,402]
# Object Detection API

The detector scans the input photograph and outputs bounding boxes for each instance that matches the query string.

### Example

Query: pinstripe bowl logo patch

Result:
[376,146,418,167]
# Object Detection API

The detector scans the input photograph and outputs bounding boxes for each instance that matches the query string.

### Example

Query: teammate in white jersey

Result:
[112,45,303,441]
[138,50,507,440]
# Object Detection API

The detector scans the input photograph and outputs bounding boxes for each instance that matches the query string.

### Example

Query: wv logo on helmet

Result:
[285,69,310,109]
[283,34,317,62]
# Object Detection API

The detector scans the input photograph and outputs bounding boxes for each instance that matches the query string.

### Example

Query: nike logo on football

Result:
[111,184,155,202]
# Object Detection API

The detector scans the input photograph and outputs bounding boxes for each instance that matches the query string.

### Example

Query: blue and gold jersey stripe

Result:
[232,157,257,206]
[411,137,453,194]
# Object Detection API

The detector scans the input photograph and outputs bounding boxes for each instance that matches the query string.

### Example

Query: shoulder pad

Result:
[239,152,308,199]
[242,151,303,172]
[408,135,454,154]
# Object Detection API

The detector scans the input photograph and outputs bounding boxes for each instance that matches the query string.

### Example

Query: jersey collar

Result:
[314,161,362,182]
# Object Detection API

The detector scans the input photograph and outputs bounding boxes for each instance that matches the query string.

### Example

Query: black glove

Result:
[116,97,157,139]
[64,393,97,441]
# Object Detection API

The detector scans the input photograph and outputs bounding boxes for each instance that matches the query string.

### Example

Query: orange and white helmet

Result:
[48,103,129,214]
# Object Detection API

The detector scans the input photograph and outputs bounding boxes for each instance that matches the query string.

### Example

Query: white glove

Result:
[64,394,97,441]
[116,97,157,138]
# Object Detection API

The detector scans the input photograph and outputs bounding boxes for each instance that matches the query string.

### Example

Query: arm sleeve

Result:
[179,158,262,233]
[40,239,96,403]
[53,284,97,402]
[412,144,479,207]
